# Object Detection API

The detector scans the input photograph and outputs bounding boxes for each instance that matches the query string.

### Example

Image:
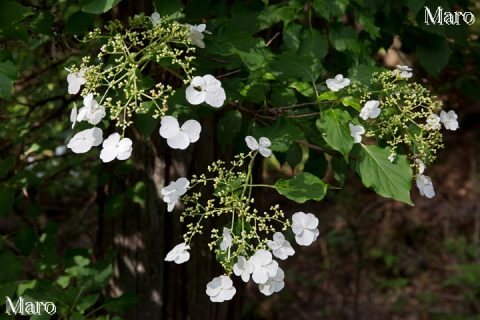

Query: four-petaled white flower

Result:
[245,136,272,157]
[416,174,435,198]
[388,153,395,163]
[267,232,295,260]
[150,12,161,25]
[249,249,279,284]
[165,242,190,264]
[349,123,365,144]
[415,159,425,174]
[161,177,190,212]
[185,74,226,108]
[206,275,236,303]
[159,116,201,150]
[258,267,285,296]
[77,93,106,126]
[440,110,459,131]
[67,127,103,154]
[396,65,413,79]
[188,24,210,48]
[220,227,232,251]
[360,100,381,120]
[426,114,441,131]
[99,133,133,163]
[67,70,86,94]
[291,211,320,246]
[233,256,254,282]
[326,74,350,92]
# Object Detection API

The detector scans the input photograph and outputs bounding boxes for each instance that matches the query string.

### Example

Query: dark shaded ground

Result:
[246,114,480,319]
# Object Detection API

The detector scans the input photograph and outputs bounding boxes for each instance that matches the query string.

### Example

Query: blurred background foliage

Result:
[0,0,479,319]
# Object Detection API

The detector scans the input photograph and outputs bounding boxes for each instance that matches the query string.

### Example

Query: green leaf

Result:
[271,51,321,82]
[331,156,348,186]
[274,172,328,203]
[154,0,184,16]
[312,0,348,19]
[103,293,137,312]
[317,91,337,101]
[80,0,122,14]
[217,110,242,151]
[0,1,33,38]
[65,11,96,35]
[286,143,303,168]
[289,81,314,97]
[328,24,360,54]
[316,109,353,160]
[304,151,328,179]
[253,118,304,152]
[0,251,20,282]
[299,29,328,61]
[341,96,361,111]
[416,35,452,77]
[354,144,413,205]
[0,186,14,217]
[0,60,17,100]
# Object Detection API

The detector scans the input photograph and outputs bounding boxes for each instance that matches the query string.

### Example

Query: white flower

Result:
[206,275,236,303]
[77,93,106,126]
[185,74,226,108]
[233,256,254,282]
[249,249,279,284]
[388,154,395,163]
[165,242,190,264]
[99,133,133,163]
[426,114,441,131]
[219,227,232,251]
[396,65,413,79]
[326,74,350,92]
[67,127,103,154]
[161,177,190,212]
[415,159,425,174]
[360,100,381,120]
[258,267,285,296]
[416,174,435,198]
[440,110,459,131]
[188,24,210,48]
[159,116,201,150]
[245,136,272,157]
[291,211,320,246]
[349,123,365,144]
[67,70,86,94]
[70,104,77,129]
[267,232,295,260]
[150,12,161,25]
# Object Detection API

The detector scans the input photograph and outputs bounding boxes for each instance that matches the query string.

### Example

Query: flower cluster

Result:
[64,13,226,162]
[162,139,321,302]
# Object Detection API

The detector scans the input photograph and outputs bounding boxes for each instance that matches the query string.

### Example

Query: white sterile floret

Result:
[165,242,190,264]
[70,105,77,129]
[150,12,161,25]
[291,211,320,246]
[161,177,190,212]
[233,256,254,282]
[67,127,103,154]
[415,159,426,174]
[416,174,435,198]
[219,227,232,251]
[249,249,279,284]
[206,275,236,303]
[326,74,350,92]
[396,65,413,79]
[159,116,201,150]
[245,136,272,157]
[360,100,381,120]
[258,267,285,296]
[426,114,441,131]
[67,70,86,94]
[185,74,226,108]
[440,110,459,131]
[388,154,395,163]
[188,24,210,48]
[99,133,133,163]
[77,93,106,125]
[267,232,295,260]
[349,123,365,144]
